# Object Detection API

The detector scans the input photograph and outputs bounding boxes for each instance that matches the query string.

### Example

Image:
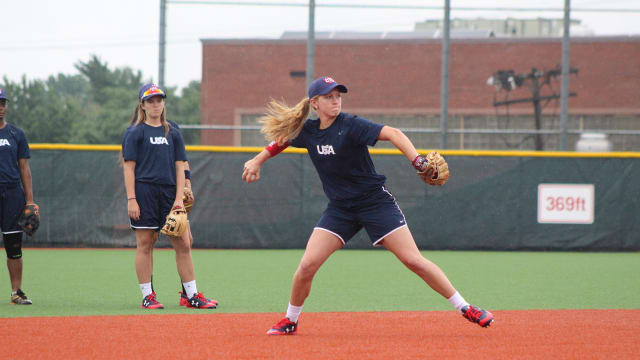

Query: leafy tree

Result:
[74,55,143,105]
[2,55,201,145]
[168,80,201,145]
[1,76,80,143]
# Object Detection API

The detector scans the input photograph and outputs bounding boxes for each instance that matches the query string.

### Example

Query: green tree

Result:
[74,55,143,105]
[3,55,201,145]
[1,76,81,143]
[168,80,201,145]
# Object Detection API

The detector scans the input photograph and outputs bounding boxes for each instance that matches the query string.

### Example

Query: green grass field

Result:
[0,249,638,318]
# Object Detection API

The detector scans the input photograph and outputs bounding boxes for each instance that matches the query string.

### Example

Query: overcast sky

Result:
[2,0,639,91]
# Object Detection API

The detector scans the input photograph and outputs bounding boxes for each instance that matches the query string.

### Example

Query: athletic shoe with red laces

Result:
[266,317,298,335]
[179,291,218,307]
[141,292,164,309]
[461,305,494,327]
[186,292,217,309]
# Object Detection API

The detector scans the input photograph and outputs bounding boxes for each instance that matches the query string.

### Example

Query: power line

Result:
[0,38,198,51]
[167,0,640,13]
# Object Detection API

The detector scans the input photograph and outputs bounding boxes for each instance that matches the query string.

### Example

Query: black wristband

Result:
[184,170,191,180]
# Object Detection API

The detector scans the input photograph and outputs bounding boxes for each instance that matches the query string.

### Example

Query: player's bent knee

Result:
[3,233,23,259]
[401,256,426,273]
[296,260,321,278]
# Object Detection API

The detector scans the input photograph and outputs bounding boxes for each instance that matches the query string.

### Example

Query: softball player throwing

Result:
[122,84,216,309]
[0,88,36,305]
[243,77,493,334]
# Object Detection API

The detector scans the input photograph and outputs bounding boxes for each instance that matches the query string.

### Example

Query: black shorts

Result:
[130,182,176,231]
[0,184,26,235]
[315,186,407,247]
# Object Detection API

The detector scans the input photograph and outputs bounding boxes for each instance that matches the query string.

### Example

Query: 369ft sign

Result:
[537,184,594,224]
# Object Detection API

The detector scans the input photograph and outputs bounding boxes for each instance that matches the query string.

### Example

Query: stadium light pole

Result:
[560,0,571,150]
[440,0,450,149]
[306,0,316,91]
[159,0,167,87]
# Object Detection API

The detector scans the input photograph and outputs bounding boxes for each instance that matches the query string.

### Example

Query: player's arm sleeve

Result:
[169,120,181,131]
[289,125,306,148]
[349,116,384,146]
[17,129,31,159]
[173,130,188,162]
[122,129,139,161]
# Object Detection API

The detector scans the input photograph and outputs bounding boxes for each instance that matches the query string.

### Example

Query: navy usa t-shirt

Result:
[290,112,386,202]
[122,122,187,186]
[0,124,30,185]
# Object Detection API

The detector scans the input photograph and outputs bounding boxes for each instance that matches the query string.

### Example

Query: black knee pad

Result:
[3,233,23,259]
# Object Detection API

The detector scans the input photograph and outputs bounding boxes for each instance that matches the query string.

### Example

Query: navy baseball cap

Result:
[0,88,8,101]
[308,76,348,98]
[139,83,166,102]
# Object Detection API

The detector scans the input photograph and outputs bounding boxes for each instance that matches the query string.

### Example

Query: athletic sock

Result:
[140,282,153,298]
[447,291,470,313]
[285,303,303,323]
[182,280,197,298]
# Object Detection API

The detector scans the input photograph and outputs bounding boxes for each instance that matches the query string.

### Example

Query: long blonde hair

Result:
[129,100,169,137]
[258,97,313,145]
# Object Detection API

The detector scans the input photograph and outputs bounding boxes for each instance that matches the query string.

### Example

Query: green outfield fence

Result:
[24,144,640,251]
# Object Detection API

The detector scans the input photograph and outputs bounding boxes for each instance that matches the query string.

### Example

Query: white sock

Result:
[182,280,198,298]
[447,291,470,313]
[139,282,153,298]
[285,303,303,323]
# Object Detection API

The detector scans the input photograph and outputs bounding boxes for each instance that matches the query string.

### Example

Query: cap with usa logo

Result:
[0,88,8,101]
[308,77,348,99]
[139,84,166,102]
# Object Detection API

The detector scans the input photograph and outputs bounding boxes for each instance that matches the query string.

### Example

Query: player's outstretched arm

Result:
[377,126,420,162]
[242,141,290,183]
[243,149,270,183]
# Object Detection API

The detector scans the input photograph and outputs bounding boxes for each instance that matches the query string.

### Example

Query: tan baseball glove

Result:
[183,187,194,213]
[160,206,188,237]
[417,151,450,186]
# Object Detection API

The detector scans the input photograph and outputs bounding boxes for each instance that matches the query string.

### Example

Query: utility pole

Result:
[440,0,450,149]
[531,69,544,150]
[560,0,572,150]
[306,0,315,91]
[159,0,167,87]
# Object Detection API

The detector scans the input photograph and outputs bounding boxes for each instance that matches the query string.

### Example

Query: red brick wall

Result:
[201,37,640,145]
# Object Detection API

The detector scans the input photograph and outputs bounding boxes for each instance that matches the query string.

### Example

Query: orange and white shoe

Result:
[266,317,298,335]
[461,305,494,328]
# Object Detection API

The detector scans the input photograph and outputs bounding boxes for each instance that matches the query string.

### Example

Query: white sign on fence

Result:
[537,184,594,224]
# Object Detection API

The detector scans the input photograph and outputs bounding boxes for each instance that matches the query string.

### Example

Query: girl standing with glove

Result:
[122,84,216,309]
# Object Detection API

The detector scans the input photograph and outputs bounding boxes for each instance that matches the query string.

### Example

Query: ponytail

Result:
[259,97,311,145]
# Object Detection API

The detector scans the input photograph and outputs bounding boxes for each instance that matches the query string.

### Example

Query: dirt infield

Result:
[2,310,638,359]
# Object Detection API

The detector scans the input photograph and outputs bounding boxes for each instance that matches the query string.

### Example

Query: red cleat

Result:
[186,292,217,309]
[141,292,164,309]
[266,317,298,335]
[180,291,218,307]
[461,305,494,328]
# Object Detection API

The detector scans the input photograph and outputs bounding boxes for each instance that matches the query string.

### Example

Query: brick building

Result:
[200,36,640,150]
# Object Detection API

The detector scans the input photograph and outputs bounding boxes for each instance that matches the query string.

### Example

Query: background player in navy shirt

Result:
[122,84,216,309]
[0,88,36,305]
[124,116,203,307]
[243,77,494,334]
